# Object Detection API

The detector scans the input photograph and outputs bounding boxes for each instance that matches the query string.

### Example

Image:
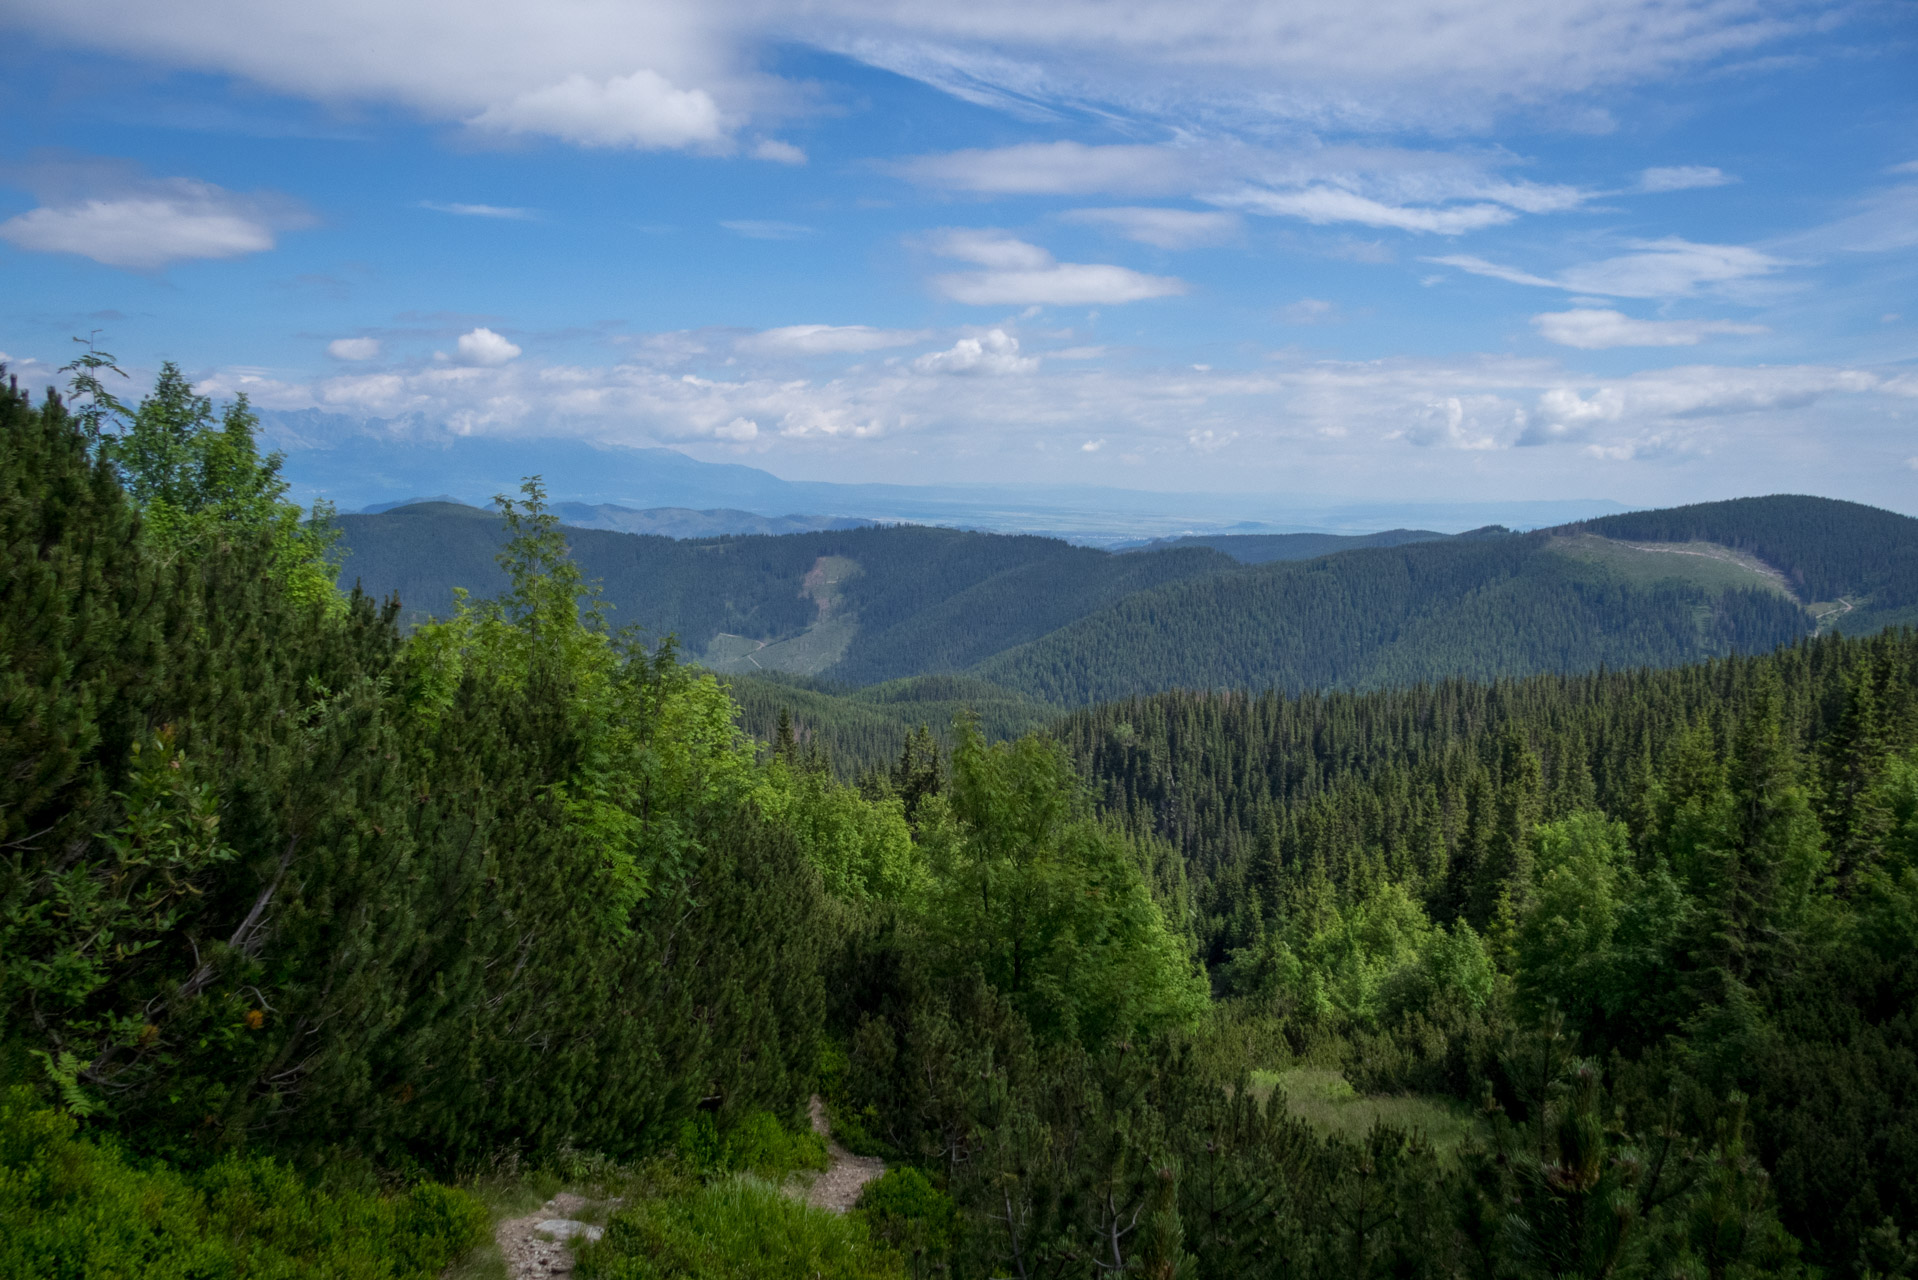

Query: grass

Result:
[0,1087,487,1280]
[1249,1067,1483,1162]
[572,1175,904,1280]
[1546,533,1798,600]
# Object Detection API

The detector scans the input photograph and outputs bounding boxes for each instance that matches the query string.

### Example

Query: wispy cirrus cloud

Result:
[1637,165,1734,192]
[5,0,1836,149]
[737,324,930,354]
[1061,206,1241,248]
[1431,238,1787,298]
[419,201,537,219]
[721,219,813,239]
[1532,309,1766,349]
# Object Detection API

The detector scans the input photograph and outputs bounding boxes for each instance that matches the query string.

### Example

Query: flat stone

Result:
[535,1219,603,1242]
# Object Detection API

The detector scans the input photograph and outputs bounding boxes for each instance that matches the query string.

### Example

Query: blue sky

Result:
[1,0,1914,514]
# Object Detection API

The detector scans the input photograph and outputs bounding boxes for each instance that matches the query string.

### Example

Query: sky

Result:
[1,0,1914,514]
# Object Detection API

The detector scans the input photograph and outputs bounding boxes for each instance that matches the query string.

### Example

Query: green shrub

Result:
[855,1167,956,1274]
[0,1087,486,1280]
[672,1110,827,1179]
[573,1174,903,1279]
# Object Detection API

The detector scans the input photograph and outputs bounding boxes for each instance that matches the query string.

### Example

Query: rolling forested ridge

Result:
[334,492,1917,712]
[5,362,1918,1279]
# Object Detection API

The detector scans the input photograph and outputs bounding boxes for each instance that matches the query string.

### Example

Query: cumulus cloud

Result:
[928,230,1188,306]
[1637,165,1733,192]
[913,329,1039,374]
[470,69,725,149]
[1533,309,1766,349]
[201,334,1917,504]
[1060,206,1240,248]
[1430,238,1786,298]
[739,324,930,354]
[0,172,309,269]
[456,328,522,365]
[328,337,382,360]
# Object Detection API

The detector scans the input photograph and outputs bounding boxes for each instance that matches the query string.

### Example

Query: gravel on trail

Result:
[801,1094,886,1213]
[488,1098,882,1278]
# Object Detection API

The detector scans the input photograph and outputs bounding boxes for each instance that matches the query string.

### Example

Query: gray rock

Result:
[535,1219,603,1242]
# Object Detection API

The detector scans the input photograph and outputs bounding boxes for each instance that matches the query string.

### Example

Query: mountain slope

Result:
[973,496,1916,704]
[331,507,1238,668]
[1121,528,1449,563]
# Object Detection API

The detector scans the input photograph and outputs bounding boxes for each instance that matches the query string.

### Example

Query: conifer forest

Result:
[4,361,1917,1280]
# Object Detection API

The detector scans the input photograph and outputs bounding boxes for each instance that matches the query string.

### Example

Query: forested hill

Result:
[332,503,1236,675]
[336,493,1916,708]
[975,495,1917,704]
[11,369,1918,1280]
[1571,493,1918,630]
[1120,527,1449,563]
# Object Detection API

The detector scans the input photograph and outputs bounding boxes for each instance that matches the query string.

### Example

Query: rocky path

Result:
[485,1100,879,1278]
[802,1094,886,1213]
[494,1192,604,1279]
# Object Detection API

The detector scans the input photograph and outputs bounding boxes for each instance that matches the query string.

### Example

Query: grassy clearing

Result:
[1546,533,1798,600]
[1250,1068,1482,1161]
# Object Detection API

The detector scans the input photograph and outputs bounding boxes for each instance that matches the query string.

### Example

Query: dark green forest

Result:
[6,361,1918,1279]
[336,494,1917,709]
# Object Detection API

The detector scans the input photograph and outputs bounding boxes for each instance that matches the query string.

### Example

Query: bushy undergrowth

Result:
[672,1109,828,1179]
[573,1174,904,1280]
[0,1086,486,1280]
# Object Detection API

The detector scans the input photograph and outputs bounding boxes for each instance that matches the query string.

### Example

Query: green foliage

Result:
[671,1110,827,1180]
[0,1085,485,1280]
[919,724,1208,1046]
[573,1174,904,1280]
[855,1167,957,1276]
[97,361,341,610]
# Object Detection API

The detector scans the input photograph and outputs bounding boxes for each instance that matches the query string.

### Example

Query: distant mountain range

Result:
[333,494,1918,713]
[266,410,1627,543]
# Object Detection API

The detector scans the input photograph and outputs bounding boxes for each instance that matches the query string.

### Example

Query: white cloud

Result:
[470,69,725,149]
[751,139,807,165]
[1887,160,1918,175]
[1060,206,1240,248]
[1637,165,1733,192]
[913,329,1039,375]
[1533,309,1766,349]
[739,324,929,354]
[721,219,813,240]
[456,328,521,365]
[1082,438,1106,451]
[328,337,382,360]
[1214,185,1515,234]
[209,338,1918,507]
[1430,238,1786,298]
[420,201,536,219]
[0,176,306,269]
[1281,298,1338,324]
[4,0,1829,148]
[927,231,1188,306]
[893,143,1195,195]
